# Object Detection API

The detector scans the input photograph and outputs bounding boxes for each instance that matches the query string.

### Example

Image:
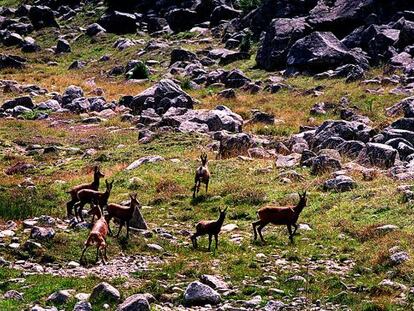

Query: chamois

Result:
[74,180,113,222]
[252,191,307,243]
[103,193,141,239]
[193,152,210,198]
[191,207,227,251]
[66,166,104,217]
[80,201,109,265]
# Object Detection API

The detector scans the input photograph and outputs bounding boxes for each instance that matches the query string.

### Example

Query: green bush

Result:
[126,62,150,80]
[237,0,262,12]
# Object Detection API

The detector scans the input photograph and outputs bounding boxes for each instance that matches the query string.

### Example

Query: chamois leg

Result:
[292,223,298,236]
[191,233,199,248]
[205,181,209,194]
[116,221,124,238]
[105,216,113,236]
[208,234,212,251]
[77,202,86,222]
[95,246,99,262]
[66,199,76,217]
[257,222,268,243]
[214,234,218,250]
[126,220,130,239]
[80,245,89,264]
[252,220,261,241]
[287,225,294,243]
[193,180,197,198]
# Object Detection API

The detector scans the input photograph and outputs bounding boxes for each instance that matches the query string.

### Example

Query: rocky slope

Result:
[1,0,414,310]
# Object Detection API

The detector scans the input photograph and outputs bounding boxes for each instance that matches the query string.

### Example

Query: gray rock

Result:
[90,282,120,302]
[323,175,356,192]
[390,251,409,266]
[117,294,150,311]
[86,23,105,36]
[264,300,286,311]
[286,31,369,75]
[30,226,55,240]
[47,290,72,304]
[358,143,397,169]
[219,133,252,159]
[126,156,165,170]
[4,290,23,300]
[183,281,221,306]
[200,275,229,290]
[73,301,92,311]
[56,39,71,54]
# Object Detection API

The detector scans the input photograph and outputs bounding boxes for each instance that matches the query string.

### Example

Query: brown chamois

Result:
[103,193,141,239]
[191,207,227,251]
[80,201,109,265]
[193,152,211,198]
[66,166,104,217]
[252,191,307,243]
[74,180,113,222]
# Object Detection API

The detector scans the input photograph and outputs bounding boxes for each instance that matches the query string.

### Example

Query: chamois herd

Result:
[67,154,308,265]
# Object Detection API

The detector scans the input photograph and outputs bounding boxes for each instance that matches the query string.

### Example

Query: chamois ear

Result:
[223,206,228,213]
[105,179,109,187]
[218,207,222,213]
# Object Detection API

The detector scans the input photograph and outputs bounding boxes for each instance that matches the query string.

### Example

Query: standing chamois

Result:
[191,207,227,251]
[74,180,113,222]
[193,152,211,198]
[104,193,141,239]
[80,201,109,265]
[66,166,104,217]
[252,191,307,243]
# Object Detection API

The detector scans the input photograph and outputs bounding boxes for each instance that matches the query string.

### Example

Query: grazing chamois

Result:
[103,193,141,239]
[74,180,113,222]
[252,191,307,243]
[66,166,104,217]
[193,152,211,198]
[80,201,109,265]
[191,207,227,251]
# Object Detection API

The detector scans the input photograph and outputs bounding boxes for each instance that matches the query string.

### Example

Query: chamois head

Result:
[94,166,105,178]
[218,206,228,219]
[200,152,208,166]
[129,193,142,209]
[298,191,307,206]
[105,180,114,193]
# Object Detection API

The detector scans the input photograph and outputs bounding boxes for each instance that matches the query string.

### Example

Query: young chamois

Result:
[193,152,211,198]
[80,201,109,265]
[66,166,104,217]
[252,191,307,243]
[74,180,113,222]
[191,207,227,251]
[104,193,141,239]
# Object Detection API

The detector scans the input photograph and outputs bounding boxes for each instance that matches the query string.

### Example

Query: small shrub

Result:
[226,189,267,205]
[237,0,262,12]
[126,62,150,80]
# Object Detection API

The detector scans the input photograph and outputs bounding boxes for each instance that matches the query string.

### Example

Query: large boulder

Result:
[183,281,221,306]
[307,0,411,37]
[98,11,137,34]
[30,226,55,240]
[28,5,58,30]
[165,9,199,32]
[210,5,241,27]
[323,175,356,192]
[127,79,195,115]
[218,133,253,158]
[117,294,150,311]
[312,120,372,150]
[0,54,26,69]
[286,31,369,75]
[358,143,397,169]
[247,0,317,36]
[2,96,34,110]
[256,17,311,71]
[90,282,120,303]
